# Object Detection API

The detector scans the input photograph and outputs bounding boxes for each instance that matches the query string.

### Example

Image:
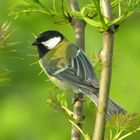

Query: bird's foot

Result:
[72,94,85,104]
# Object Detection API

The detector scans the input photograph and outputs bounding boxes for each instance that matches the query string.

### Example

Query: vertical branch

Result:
[92,0,114,140]
[69,0,85,50]
[69,0,86,140]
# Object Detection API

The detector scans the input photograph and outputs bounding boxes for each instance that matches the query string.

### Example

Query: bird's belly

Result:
[39,59,77,93]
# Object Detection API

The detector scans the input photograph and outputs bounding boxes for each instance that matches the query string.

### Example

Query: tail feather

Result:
[90,94,127,118]
[107,99,127,117]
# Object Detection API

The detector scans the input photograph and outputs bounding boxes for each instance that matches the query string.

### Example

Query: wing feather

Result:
[49,48,99,94]
[73,49,99,88]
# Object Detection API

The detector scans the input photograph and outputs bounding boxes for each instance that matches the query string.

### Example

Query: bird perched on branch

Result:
[32,30,126,117]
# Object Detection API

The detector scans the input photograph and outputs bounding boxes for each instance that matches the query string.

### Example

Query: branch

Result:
[92,0,114,140]
[69,0,86,50]
[69,0,86,140]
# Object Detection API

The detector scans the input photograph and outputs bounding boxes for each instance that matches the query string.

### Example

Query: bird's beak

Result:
[32,41,40,46]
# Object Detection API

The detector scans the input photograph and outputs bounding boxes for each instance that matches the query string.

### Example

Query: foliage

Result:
[0,22,12,86]
[46,90,90,140]
[0,22,13,48]
[10,0,69,24]
[106,113,140,140]
[46,90,140,140]
[73,0,140,31]
[108,0,140,26]
[10,0,140,31]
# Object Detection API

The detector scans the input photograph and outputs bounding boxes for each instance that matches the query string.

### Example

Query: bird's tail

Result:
[90,94,127,118]
[107,98,127,117]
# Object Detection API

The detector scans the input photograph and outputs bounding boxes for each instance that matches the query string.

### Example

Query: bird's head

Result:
[32,30,64,58]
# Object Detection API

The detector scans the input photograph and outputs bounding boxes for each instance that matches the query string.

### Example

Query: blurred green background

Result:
[0,0,140,140]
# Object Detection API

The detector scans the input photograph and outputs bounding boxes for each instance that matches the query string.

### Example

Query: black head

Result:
[32,30,64,58]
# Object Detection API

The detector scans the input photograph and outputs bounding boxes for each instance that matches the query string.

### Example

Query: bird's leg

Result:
[72,93,85,104]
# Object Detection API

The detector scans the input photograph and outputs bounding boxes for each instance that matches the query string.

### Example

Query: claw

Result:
[72,94,85,104]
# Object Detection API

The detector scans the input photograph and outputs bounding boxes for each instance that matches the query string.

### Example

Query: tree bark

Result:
[92,0,114,140]
[69,0,86,140]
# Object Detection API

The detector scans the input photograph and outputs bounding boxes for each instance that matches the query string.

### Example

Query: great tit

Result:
[32,30,126,117]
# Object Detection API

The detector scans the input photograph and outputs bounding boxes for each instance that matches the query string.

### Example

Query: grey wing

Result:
[72,50,99,88]
[50,49,99,94]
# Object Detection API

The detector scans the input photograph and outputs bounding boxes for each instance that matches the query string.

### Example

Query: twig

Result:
[119,127,140,140]
[69,0,86,140]
[92,0,114,140]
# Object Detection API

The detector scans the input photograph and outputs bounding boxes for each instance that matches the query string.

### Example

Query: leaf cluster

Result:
[46,91,73,117]
[71,0,140,31]
[0,22,13,86]
[46,90,90,140]
[46,90,140,140]
[106,113,140,140]
[10,0,69,24]
[10,0,140,31]
[0,22,12,48]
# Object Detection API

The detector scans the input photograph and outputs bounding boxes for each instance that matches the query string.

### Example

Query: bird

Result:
[32,30,126,117]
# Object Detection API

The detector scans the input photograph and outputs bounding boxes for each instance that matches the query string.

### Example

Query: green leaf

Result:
[46,92,91,139]
[80,3,97,18]
[111,0,124,9]
[128,0,140,12]
[108,11,133,26]
[84,17,103,28]
[9,3,53,18]
[54,19,69,25]
[106,113,140,140]
[46,92,73,117]
[9,0,69,25]
[70,11,82,19]
[0,22,13,48]
[68,119,91,140]
[119,127,140,140]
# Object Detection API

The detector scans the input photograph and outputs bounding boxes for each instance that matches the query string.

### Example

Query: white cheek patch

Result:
[41,36,61,50]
